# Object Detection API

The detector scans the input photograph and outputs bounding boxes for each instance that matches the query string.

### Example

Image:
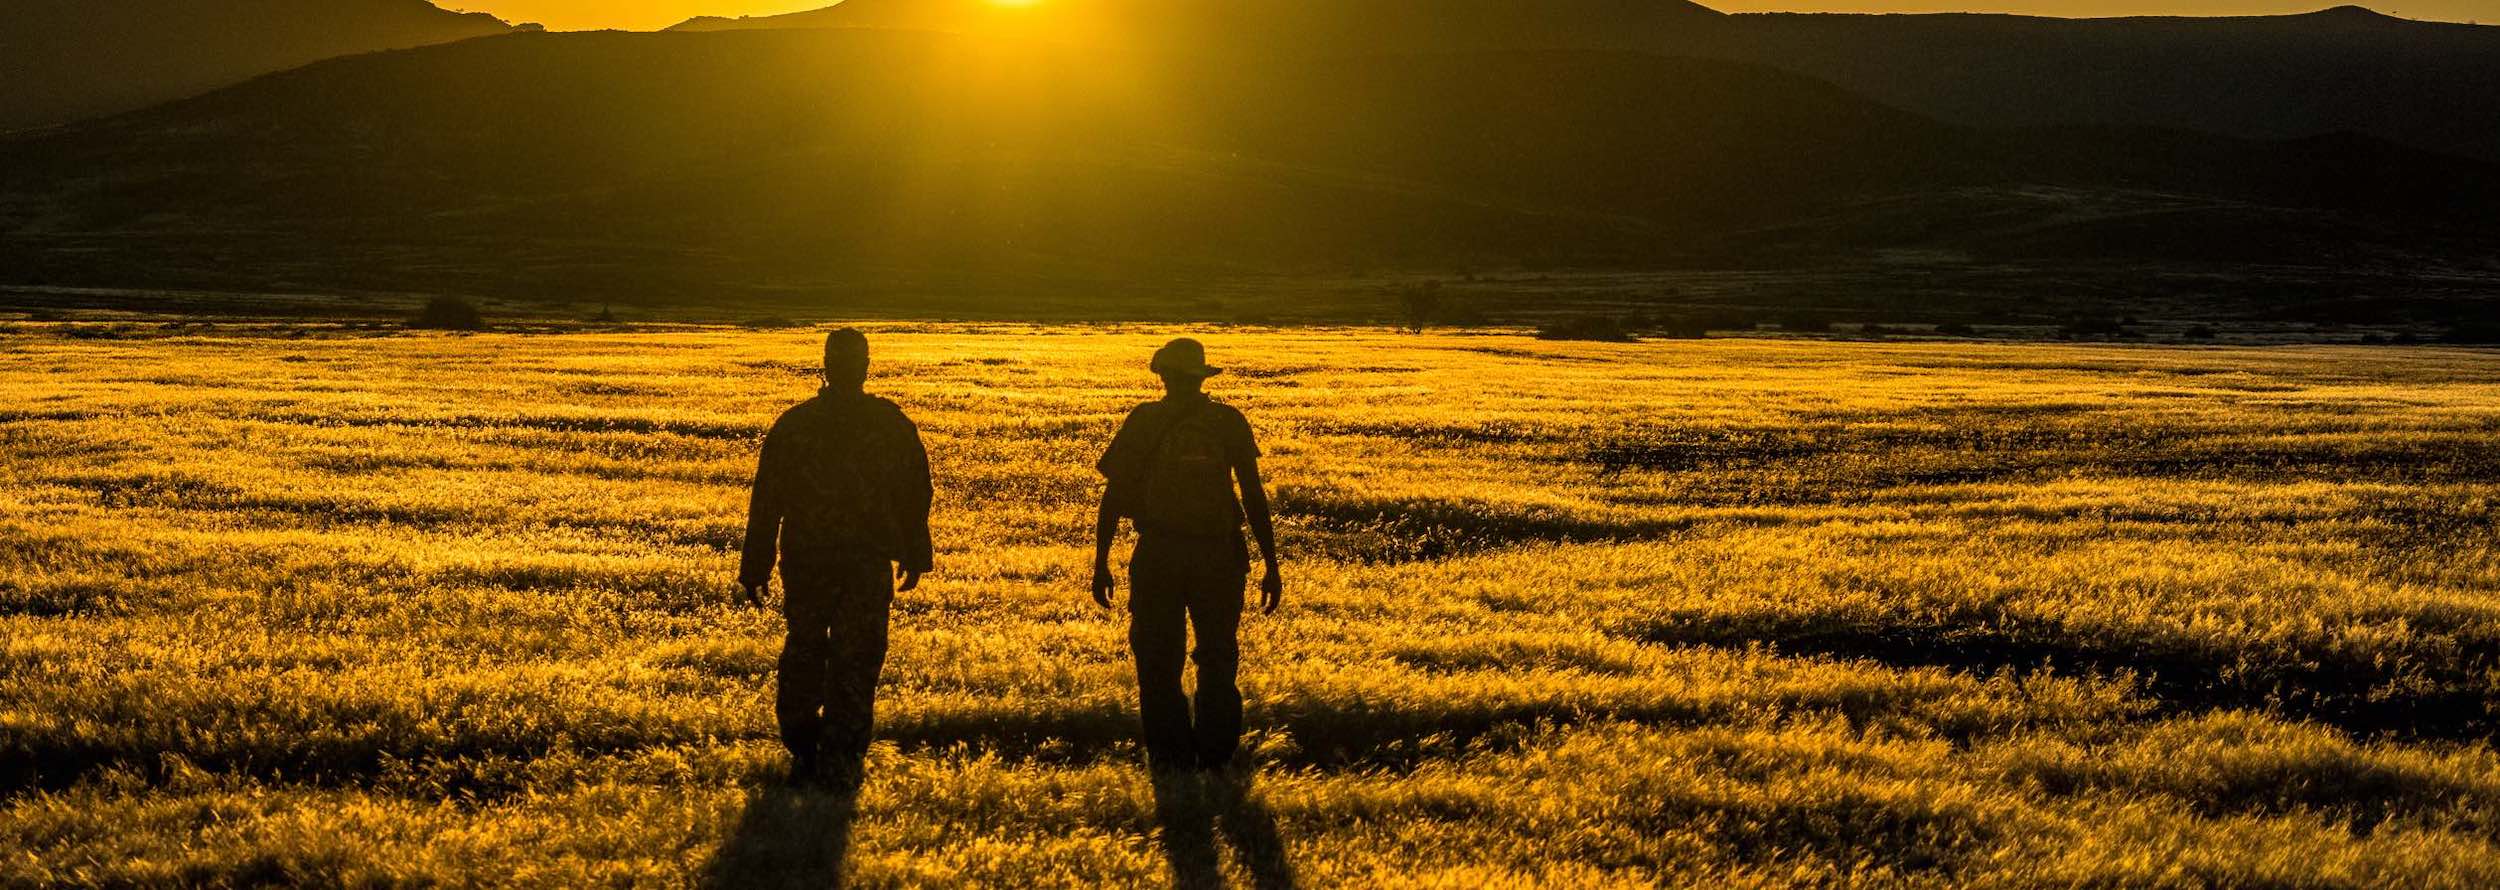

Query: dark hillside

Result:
[672,0,1724,52]
[0,30,1965,295]
[671,2,2500,162]
[0,26,2490,310]
[1685,7,2500,163]
[0,0,527,131]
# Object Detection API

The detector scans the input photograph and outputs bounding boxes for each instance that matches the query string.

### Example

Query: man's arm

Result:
[1090,494,1120,610]
[1089,406,1146,610]
[1237,451,1284,614]
[1238,455,1279,572]
[738,423,786,605]
[897,414,934,592]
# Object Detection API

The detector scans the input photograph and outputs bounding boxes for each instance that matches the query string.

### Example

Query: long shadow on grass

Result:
[0,695,1737,799]
[67,472,751,551]
[1279,491,1705,563]
[1586,423,2500,502]
[1635,615,2500,740]
[700,766,863,890]
[249,410,764,441]
[1151,769,1299,890]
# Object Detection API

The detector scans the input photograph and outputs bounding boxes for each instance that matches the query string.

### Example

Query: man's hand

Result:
[740,582,769,609]
[896,566,923,593]
[1091,561,1118,610]
[1259,566,1284,614]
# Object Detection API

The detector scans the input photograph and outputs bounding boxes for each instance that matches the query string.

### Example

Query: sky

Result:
[450,0,2495,31]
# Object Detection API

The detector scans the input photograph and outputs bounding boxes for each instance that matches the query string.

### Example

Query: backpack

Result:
[1127,401,1244,536]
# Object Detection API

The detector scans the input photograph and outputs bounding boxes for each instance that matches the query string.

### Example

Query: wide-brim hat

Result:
[1150,337,1222,378]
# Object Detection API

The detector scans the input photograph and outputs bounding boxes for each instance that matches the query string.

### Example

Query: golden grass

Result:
[4,324,2499,887]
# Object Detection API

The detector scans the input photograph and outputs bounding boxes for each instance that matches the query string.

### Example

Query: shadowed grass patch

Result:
[1278,490,1702,562]
[1994,713,2500,836]
[1636,608,2500,739]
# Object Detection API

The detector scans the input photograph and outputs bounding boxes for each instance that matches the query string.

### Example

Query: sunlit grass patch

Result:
[3,327,2498,885]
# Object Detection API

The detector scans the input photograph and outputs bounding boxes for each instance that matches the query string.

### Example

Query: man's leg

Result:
[1187,569,1248,769]
[1129,541,1197,771]
[777,582,836,774]
[819,557,896,769]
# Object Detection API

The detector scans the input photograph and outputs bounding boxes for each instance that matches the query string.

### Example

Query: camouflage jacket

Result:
[741,389,935,586]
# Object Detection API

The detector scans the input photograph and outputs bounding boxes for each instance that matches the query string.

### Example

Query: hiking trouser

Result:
[1128,531,1249,770]
[778,555,895,764]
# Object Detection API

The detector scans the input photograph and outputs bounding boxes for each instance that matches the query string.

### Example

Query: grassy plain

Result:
[3,323,2499,887]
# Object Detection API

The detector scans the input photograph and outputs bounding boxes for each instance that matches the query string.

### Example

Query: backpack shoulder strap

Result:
[1106,399,1213,521]
[1142,398,1215,462]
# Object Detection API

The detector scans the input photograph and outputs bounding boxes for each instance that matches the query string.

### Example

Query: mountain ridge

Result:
[665,1,2500,162]
[1,27,2488,308]
[0,0,531,133]
[669,0,1725,52]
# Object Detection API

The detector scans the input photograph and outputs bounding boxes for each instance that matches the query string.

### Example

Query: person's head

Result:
[1150,337,1221,395]
[823,328,870,391]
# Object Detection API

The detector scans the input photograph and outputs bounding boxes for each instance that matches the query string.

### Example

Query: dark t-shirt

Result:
[1098,395,1259,539]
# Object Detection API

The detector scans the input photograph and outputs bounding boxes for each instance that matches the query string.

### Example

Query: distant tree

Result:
[1779,313,1832,333]
[1934,322,1977,337]
[2060,316,2128,340]
[1651,315,1709,340]
[1393,281,1444,333]
[1690,309,1755,334]
[2182,325,2219,341]
[408,295,486,331]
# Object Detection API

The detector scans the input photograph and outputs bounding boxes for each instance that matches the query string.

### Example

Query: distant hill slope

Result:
[0,29,2489,303]
[1684,7,2500,164]
[0,29,1953,296]
[670,2,2500,163]
[0,0,528,132]
[671,0,1724,51]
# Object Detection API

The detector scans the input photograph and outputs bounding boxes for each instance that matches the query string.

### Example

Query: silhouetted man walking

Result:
[1093,338,1284,773]
[741,329,934,787]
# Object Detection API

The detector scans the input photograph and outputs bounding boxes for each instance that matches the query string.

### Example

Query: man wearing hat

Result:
[1092,337,1284,773]
[741,328,935,786]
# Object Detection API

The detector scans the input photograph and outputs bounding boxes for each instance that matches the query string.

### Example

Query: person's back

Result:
[740,329,933,787]
[1091,338,1283,773]
[747,390,931,579]
[1112,396,1255,540]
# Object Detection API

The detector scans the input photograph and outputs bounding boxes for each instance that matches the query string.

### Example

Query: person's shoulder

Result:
[1206,399,1252,425]
[854,394,921,430]
[769,397,822,429]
